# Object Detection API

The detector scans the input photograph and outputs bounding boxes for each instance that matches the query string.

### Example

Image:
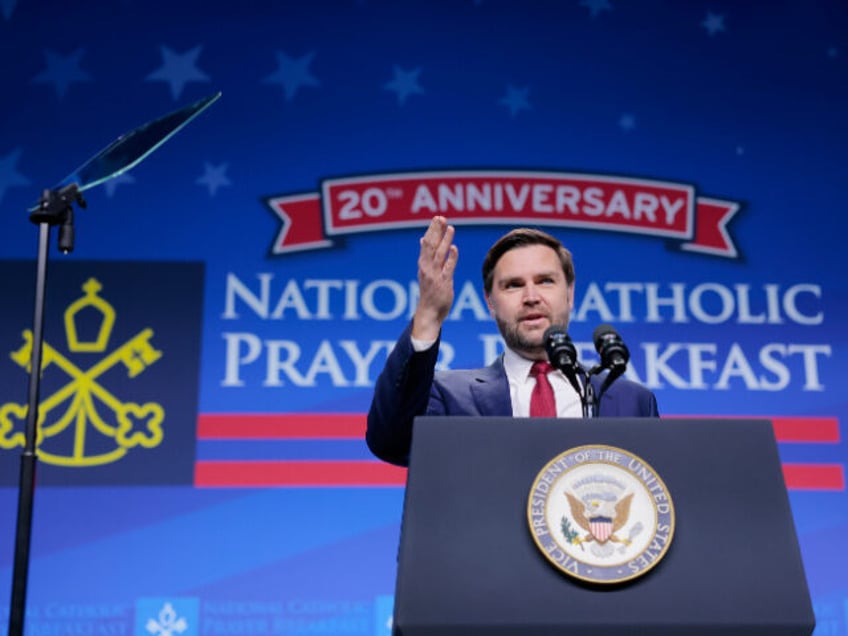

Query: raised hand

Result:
[412,216,459,340]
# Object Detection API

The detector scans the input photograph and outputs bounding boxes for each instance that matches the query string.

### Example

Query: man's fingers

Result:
[420,216,447,255]
[419,216,455,270]
[433,224,456,271]
[443,244,459,278]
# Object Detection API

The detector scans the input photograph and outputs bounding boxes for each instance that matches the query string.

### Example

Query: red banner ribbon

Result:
[266,171,741,258]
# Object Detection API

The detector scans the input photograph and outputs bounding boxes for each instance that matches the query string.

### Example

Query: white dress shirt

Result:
[411,335,584,418]
[502,347,583,418]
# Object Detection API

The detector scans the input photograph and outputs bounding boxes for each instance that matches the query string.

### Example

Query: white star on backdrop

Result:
[618,113,636,131]
[104,172,136,197]
[196,162,231,196]
[702,12,726,36]
[580,0,612,18]
[383,66,424,105]
[263,51,320,101]
[147,45,211,100]
[1,0,17,20]
[499,85,531,117]
[32,49,92,99]
[0,148,31,205]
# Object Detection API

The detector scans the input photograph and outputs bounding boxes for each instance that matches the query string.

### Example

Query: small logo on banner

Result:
[135,598,198,636]
[265,170,742,258]
[527,444,675,584]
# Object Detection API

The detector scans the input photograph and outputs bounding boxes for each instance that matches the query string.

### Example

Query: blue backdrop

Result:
[1,1,846,634]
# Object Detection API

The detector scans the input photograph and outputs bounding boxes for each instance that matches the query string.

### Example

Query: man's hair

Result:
[482,228,575,294]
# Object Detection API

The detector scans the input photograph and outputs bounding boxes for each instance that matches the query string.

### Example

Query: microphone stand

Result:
[584,364,626,418]
[582,371,596,418]
[8,184,86,636]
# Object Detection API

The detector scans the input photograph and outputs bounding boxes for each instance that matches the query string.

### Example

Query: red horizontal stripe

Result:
[197,413,366,439]
[201,413,840,443]
[194,460,407,487]
[782,463,845,491]
[664,415,839,443]
[771,417,839,443]
[195,460,844,491]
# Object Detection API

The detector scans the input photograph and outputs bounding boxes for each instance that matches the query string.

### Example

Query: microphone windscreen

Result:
[593,324,629,366]
[544,325,577,370]
[593,323,618,348]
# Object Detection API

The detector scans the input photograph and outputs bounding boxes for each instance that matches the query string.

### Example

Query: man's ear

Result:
[485,292,495,317]
[567,282,576,310]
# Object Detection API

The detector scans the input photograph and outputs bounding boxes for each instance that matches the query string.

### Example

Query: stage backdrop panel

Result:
[0,2,845,635]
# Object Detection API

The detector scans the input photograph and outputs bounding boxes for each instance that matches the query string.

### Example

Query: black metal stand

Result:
[8,185,85,636]
[582,371,596,417]
[583,365,626,418]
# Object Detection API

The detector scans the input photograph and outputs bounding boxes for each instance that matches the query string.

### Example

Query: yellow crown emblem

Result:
[64,278,115,352]
[0,278,165,467]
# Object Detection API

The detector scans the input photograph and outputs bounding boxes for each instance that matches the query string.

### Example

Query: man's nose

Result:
[523,284,541,302]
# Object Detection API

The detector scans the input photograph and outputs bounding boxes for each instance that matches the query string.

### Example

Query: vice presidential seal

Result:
[527,445,675,584]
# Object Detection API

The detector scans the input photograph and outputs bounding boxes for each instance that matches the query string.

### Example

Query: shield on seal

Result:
[589,517,613,543]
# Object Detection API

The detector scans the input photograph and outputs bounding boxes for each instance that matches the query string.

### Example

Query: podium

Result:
[392,417,815,635]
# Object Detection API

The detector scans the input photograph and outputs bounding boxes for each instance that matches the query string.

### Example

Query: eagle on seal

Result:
[565,491,634,546]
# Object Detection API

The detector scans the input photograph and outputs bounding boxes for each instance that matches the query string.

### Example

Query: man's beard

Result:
[495,312,571,358]
[496,316,547,358]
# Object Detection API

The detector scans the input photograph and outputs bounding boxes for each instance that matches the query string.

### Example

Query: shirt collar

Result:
[502,346,538,383]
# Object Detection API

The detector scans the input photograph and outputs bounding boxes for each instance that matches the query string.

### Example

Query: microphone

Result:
[593,324,629,373]
[544,325,596,417]
[543,325,583,398]
[543,325,578,372]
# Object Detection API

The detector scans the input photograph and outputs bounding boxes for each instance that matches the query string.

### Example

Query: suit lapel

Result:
[469,356,513,416]
[592,373,620,416]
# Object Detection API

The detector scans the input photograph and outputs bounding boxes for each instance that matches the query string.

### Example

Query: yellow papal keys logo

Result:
[0,278,165,467]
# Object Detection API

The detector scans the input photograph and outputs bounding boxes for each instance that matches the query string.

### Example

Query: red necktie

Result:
[530,361,557,417]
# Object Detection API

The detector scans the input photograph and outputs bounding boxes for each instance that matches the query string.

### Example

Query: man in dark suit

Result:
[366,216,659,466]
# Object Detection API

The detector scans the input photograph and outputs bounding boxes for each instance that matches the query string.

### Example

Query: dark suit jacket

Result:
[366,322,659,466]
